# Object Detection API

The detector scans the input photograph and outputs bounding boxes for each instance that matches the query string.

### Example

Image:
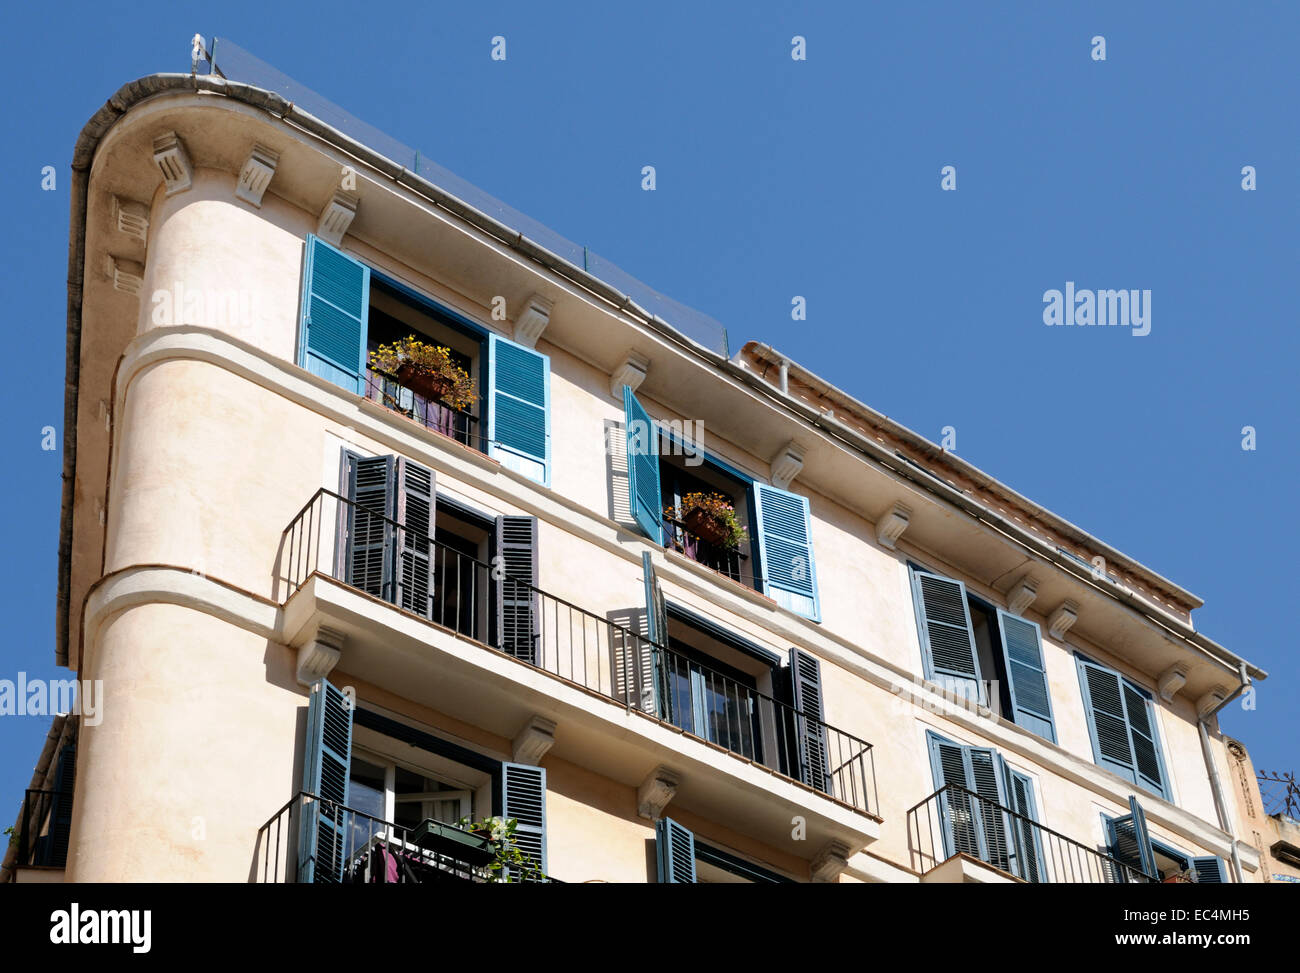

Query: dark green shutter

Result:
[495,515,539,665]
[623,386,662,543]
[996,610,1056,743]
[1106,795,1158,882]
[47,743,77,868]
[789,648,830,794]
[298,679,354,883]
[1191,855,1228,883]
[488,334,550,486]
[656,817,697,883]
[639,551,667,716]
[912,570,982,700]
[343,453,395,601]
[393,457,435,618]
[754,483,819,621]
[501,762,547,879]
[298,235,369,394]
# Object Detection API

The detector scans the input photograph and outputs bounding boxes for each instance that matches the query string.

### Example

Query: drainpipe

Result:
[1198,663,1250,883]
[777,357,789,395]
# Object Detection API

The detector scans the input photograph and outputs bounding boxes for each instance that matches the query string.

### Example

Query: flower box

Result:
[407,818,496,865]
[683,506,730,547]
[395,362,455,404]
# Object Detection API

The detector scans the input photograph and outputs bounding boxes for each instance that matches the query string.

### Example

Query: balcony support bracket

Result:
[636,766,680,820]
[512,715,557,765]
[296,626,344,686]
[810,840,851,883]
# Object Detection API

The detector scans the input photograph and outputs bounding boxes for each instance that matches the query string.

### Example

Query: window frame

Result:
[1074,650,1172,801]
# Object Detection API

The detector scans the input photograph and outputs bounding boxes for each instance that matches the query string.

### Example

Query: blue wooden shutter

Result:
[926,733,1014,873]
[967,749,1014,874]
[639,551,666,716]
[1106,795,1158,882]
[501,762,547,879]
[495,516,539,664]
[927,735,982,859]
[996,610,1056,743]
[623,386,662,543]
[789,648,830,794]
[488,334,550,486]
[911,570,982,701]
[343,453,396,602]
[1003,766,1045,882]
[47,743,77,868]
[754,483,820,621]
[1191,855,1228,883]
[655,817,697,883]
[393,457,435,618]
[297,679,354,883]
[1122,681,1168,799]
[298,235,369,394]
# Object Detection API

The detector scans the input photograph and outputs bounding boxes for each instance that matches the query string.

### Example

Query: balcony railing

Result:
[13,788,73,870]
[364,368,484,451]
[253,792,556,883]
[281,488,878,817]
[662,515,756,589]
[907,783,1155,883]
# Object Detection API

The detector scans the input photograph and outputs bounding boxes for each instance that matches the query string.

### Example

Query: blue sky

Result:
[1,2,1294,813]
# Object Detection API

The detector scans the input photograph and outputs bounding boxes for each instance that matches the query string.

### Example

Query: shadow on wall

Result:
[604,419,635,529]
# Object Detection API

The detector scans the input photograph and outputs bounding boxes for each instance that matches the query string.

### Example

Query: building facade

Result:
[5,54,1273,884]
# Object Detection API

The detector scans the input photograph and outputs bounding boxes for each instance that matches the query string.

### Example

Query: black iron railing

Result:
[253,791,555,883]
[662,516,756,588]
[14,788,73,869]
[907,783,1155,883]
[364,369,484,451]
[280,489,878,816]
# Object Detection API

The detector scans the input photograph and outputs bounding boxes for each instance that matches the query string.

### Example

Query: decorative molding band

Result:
[512,293,553,349]
[151,131,193,196]
[235,143,280,208]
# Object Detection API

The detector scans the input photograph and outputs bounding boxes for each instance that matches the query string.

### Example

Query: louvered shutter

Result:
[928,736,982,859]
[911,570,982,701]
[1191,855,1228,883]
[494,515,539,665]
[393,458,435,619]
[789,648,830,794]
[1004,766,1045,882]
[967,749,1014,873]
[298,235,369,394]
[1078,659,1137,784]
[297,679,354,883]
[754,483,820,621]
[634,551,666,716]
[488,334,550,486]
[1122,682,1167,798]
[501,762,547,879]
[1106,795,1158,883]
[655,817,697,883]
[343,453,395,601]
[623,386,663,543]
[47,743,76,868]
[996,610,1056,743]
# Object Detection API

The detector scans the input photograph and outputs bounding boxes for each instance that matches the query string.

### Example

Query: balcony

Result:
[907,784,1155,883]
[253,791,557,883]
[10,788,73,881]
[363,368,483,452]
[662,515,755,589]
[279,489,880,854]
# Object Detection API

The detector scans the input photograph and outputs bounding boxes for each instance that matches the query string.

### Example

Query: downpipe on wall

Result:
[1199,663,1250,883]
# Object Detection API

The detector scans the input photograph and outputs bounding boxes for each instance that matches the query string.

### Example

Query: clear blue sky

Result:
[1,2,1294,813]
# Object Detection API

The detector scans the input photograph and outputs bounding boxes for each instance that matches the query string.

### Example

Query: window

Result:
[926,731,1045,882]
[1103,796,1227,883]
[655,818,793,883]
[1075,654,1169,800]
[298,235,551,486]
[908,563,1057,743]
[623,385,820,620]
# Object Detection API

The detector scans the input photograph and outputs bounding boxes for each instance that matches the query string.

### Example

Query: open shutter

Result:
[1122,682,1167,799]
[996,611,1056,743]
[789,648,830,794]
[47,743,76,868]
[1191,855,1228,883]
[967,749,1014,874]
[911,570,982,701]
[1003,766,1045,883]
[754,483,820,621]
[488,334,550,486]
[655,817,697,883]
[623,386,663,543]
[297,679,354,883]
[495,515,539,665]
[1106,795,1158,883]
[343,453,396,602]
[393,458,435,619]
[632,551,666,716]
[928,735,982,860]
[1078,659,1138,785]
[298,235,369,394]
[501,762,547,879]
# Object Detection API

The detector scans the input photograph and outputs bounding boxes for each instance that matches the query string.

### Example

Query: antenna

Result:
[1258,770,1300,818]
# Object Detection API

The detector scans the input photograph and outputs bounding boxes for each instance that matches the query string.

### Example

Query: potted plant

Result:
[667,491,749,551]
[457,816,545,883]
[368,336,478,411]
